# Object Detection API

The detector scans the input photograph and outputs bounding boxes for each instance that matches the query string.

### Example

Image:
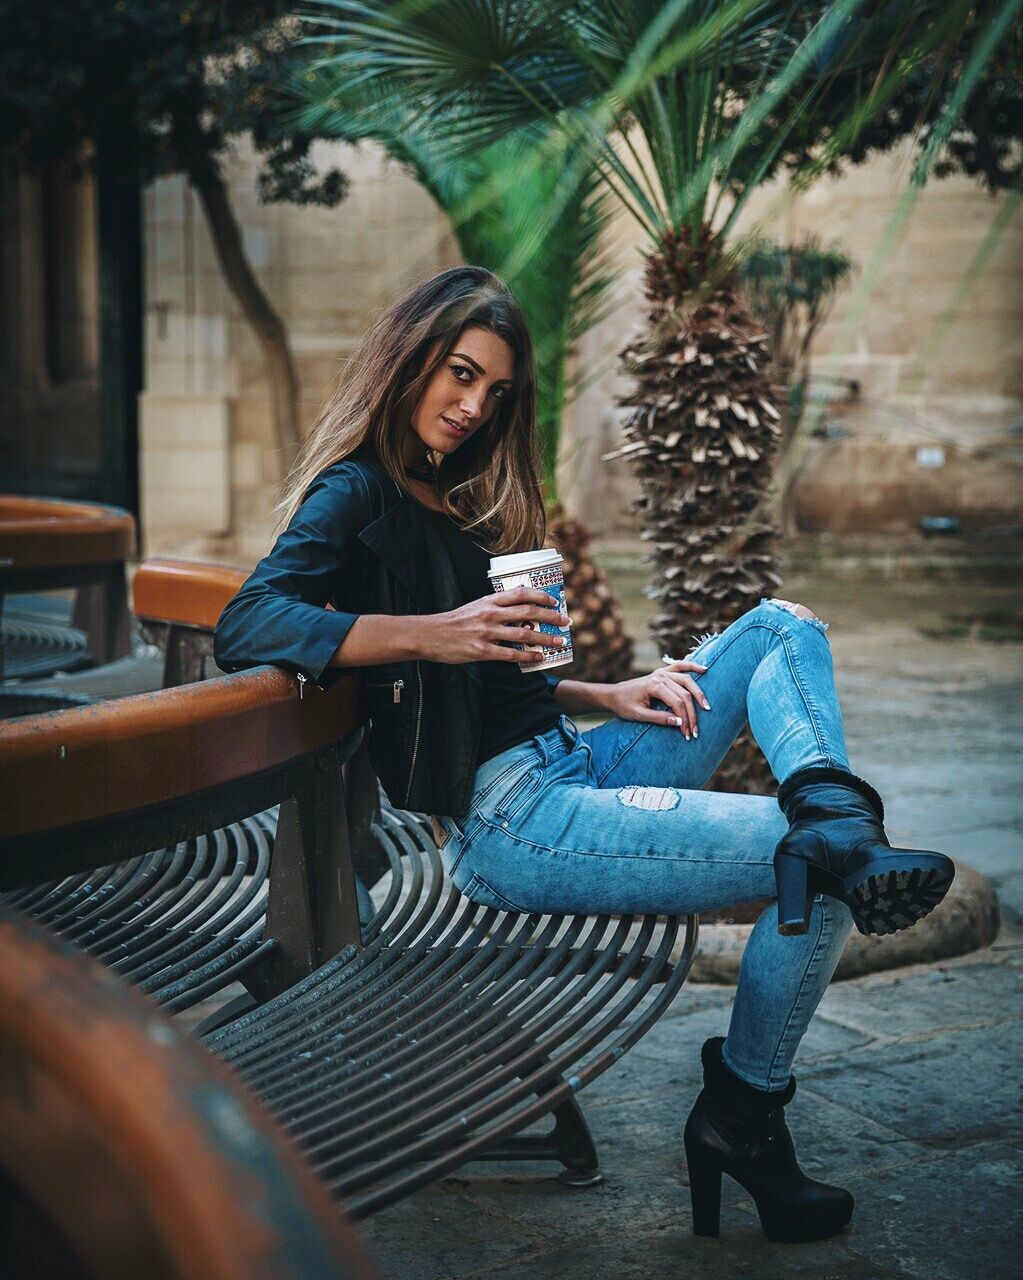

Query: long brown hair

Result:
[275,267,546,553]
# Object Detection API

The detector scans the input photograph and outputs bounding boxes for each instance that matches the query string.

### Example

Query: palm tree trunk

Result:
[611,226,783,792]
[188,161,302,475]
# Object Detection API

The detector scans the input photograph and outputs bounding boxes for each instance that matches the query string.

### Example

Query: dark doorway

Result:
[0,159,141,517]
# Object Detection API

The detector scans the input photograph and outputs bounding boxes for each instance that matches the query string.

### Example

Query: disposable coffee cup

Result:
[487,548,573,671]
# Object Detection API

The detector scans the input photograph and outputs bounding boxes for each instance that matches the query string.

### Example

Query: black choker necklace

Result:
[406,464,437,482]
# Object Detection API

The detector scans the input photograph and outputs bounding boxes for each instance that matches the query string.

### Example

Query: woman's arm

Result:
[327,614,421,666]
[551,678,616,716]
[213,465,376,686]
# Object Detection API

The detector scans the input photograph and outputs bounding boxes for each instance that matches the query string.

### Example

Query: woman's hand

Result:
[606,660,711,738]
[419,587,570,666]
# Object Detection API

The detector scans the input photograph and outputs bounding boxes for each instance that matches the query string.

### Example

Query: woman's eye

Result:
[451,364,508,399]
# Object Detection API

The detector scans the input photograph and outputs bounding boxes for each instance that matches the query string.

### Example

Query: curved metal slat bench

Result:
[2,559,279,1012]
[207,808,697,1215]
[0,495,137,680]
[3,811,276,1012]
[0,598,91,681]
[0,905,380,1280]
[1,559,699,1211]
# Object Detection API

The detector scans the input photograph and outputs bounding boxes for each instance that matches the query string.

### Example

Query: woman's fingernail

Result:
[703,700,711,710]
[672,716,682,727]
[693,726,699,738]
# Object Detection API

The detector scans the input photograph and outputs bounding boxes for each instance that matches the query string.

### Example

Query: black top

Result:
[425,508,561,764]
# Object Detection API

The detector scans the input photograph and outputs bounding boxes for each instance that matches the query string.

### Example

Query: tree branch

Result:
[188,157,302,476]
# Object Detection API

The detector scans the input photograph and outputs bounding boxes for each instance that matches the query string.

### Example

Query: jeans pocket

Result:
[461,872,528,914]
[492,766,543,825]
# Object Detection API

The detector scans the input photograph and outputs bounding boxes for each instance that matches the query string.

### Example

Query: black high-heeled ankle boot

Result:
[774,766,955,938]
[683,1036,853,1243]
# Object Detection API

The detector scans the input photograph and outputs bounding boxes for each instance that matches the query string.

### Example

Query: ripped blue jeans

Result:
[435,599,855,1092]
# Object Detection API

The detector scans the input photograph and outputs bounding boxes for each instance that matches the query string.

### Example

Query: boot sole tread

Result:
[849,865,954,937]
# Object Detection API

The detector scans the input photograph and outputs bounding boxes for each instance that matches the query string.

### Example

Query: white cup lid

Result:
[488,548,563,577]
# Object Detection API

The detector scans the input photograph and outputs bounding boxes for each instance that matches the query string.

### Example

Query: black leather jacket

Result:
[213,457,557,821]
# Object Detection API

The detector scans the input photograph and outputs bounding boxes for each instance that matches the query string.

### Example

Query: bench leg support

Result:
[472,1090,603,1187]
[72,566,131,664]
[191,990,260,1038]
[252,743,363,999]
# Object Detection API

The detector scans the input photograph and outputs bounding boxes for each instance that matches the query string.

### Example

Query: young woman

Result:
[214,265,955,1245]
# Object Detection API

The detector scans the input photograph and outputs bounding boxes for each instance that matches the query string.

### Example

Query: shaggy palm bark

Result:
[612,227,783,795]
[548,506,634,684]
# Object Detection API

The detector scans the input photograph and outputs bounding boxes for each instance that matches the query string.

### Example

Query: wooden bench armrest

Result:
[0,495,136,571]
[133,558,249,631]
[0,666,361,848]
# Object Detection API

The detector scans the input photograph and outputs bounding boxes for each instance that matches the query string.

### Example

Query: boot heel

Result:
[686,1156,722,1237]
[775,851,812,936]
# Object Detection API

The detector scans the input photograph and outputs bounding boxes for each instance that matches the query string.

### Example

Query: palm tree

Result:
[298,0,1015,788]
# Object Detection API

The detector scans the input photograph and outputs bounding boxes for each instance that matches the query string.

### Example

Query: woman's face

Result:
[407,326,515,461]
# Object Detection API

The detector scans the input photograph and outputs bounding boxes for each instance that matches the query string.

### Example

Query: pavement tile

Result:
[360,1180,555,1280]
[992,871,1023,916]
[599,1000,874,1096]
[798,1019,1023,1146]
[915,825,1023,877]
[814,957,1021,1039]
[836,1141,1023,1280]
[472,1221,916,1280]
[781,1091,930,1178]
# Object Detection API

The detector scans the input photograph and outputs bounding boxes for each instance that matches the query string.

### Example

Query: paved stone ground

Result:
[361,564,1023,1280]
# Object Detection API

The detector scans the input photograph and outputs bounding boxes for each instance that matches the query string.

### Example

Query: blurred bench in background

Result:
[0,495,136,682]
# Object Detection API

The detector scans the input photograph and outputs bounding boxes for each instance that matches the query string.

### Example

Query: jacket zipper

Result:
[296,672,324,700]
[404,661,423,807]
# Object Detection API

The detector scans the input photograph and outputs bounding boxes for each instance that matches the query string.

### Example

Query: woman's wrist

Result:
[330,613,431,666]
[553,678,618,715]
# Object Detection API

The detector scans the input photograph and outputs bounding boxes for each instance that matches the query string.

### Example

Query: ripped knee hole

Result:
[768,598,819,621]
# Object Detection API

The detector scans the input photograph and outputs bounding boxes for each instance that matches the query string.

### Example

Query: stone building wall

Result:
[141,139,458,561]
[562,142,1023,540]
[140,137,1022,561]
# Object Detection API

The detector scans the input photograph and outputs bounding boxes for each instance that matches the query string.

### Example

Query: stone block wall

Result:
[562,141,1023,542]
[140,136,1022,562]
